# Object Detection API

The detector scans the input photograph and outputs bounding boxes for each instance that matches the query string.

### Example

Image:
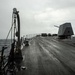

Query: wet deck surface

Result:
[17,36,75,75]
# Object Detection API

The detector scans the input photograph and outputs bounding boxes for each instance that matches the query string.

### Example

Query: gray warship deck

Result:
[17,36,75,75]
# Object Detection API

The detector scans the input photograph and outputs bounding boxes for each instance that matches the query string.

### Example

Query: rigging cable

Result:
[3,13,15,48]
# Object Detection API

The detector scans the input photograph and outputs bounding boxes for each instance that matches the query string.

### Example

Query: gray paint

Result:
[58,23,74,37]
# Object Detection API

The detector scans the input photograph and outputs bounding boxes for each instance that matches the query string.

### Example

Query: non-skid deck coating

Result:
[17,36,75,75]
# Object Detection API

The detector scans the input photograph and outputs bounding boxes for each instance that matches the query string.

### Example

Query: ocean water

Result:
[0,39,11,56]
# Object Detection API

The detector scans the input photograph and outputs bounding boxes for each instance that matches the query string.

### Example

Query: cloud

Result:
[0,0,75,38]
[46,0,75,9]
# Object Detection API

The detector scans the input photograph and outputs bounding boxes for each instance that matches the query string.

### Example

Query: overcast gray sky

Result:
[0,0,75,39]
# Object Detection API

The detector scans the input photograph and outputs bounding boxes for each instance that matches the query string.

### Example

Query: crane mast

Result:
[13,8,23,62]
